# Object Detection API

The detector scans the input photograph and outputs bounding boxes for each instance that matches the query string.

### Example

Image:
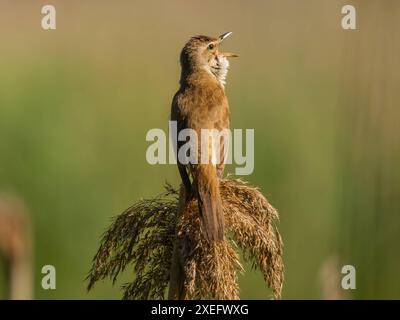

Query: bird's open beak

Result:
[218,31,233,43]
[218,32,239,58]
[221,52,239,58]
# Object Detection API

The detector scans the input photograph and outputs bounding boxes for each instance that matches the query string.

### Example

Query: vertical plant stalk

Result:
[0,195,33,300]
[168,186,188,299]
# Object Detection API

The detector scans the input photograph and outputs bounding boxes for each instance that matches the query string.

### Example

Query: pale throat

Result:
[208,55,230,87]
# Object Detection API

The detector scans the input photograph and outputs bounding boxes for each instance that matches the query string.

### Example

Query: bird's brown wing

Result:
[171,93,193,195]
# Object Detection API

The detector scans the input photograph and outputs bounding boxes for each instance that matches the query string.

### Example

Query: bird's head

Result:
[180,32,238,86]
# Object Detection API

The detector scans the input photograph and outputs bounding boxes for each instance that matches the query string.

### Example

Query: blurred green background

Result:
[0,0,399,299]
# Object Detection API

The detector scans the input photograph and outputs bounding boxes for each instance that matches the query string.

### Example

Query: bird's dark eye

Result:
[208,43,215,50]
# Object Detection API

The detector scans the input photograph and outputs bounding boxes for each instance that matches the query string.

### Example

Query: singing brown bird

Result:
[171,32,238,241]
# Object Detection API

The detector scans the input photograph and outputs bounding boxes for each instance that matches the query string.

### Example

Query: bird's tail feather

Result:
[196,165,224,241]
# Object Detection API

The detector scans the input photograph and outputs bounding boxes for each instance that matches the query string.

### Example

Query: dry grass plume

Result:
[87,179,284,299]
